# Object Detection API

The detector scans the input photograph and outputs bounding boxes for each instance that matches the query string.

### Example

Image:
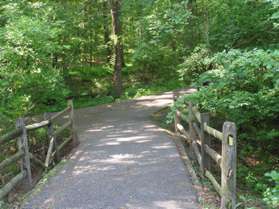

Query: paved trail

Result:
[22,90,200,209]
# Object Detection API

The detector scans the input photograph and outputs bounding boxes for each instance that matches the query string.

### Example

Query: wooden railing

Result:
[174,102,237,209]
[0,100,78,200]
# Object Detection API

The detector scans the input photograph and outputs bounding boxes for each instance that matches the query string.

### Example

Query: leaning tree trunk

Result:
[110,0,123,98]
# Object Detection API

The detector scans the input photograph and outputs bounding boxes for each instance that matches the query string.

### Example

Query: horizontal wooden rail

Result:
[205,144,222,167]
[204,123,223,141]
[176,132,191,144]
[50,106,71,122]
[174,102,237,209]
[205,169,221,195]
[176,123,189,138]
[0,99,78,200]
[0,171,26,200]
[190,106,201,123]
[54,121,71,136]
[176,110,187,122]
[26,120,49,131]
[0,129,22,146]
[57,137,72,151]
[29,153,46,168]
[204,123,234,143]
[0,151,24,170]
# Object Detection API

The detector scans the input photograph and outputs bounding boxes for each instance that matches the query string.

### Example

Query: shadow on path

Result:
[22,89,199,209]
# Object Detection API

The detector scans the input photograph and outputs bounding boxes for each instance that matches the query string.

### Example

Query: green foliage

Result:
[69,65,112,79]
[171,48,279,197]
[72,79,183,109]
[122,79,183,99]
[74,96,114,109]
[68,65,113,97]
[125,0,191,83]
[264,170,279,208]
[190,49,279,125]
[0,200,9,209]
[199,0,279,49]
[0,1,68,126]
[178,46,214,84]
[0,0,278,206]
[267,0,279,28]
[131,42,177,83]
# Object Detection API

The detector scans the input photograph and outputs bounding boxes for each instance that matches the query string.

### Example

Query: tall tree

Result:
[103,1,111,62]
[110,0,123,97]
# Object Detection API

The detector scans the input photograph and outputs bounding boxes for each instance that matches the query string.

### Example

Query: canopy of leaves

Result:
[0,0,278,207]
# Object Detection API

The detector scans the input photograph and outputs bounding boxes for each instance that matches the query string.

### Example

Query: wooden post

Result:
[188,103,194,140]
[200,113,209,176]
[207,134,213,171]
[68,99,78,146]
[44,113,59,167]
[174,110,180,133]
[188,103,204,174]
[173,95,178,133]
[188,103,196,160]
[221,122,237,209]
[16,118,32,185]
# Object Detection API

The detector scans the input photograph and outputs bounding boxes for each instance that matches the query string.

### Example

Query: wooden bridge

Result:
[0,90,237,209]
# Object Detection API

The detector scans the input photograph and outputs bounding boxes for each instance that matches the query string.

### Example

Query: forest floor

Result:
[21,89,201,209]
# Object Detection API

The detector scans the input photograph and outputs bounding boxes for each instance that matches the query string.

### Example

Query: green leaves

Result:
[171,49,279,201]
[264,170,279,208]
[178,46,214,84]
[0,0,67,124]
[189,49,279,123]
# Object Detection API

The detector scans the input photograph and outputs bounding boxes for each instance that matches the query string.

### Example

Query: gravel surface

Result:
[22,90,200,209]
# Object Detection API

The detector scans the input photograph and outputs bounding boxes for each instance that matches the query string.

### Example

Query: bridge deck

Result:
[22,90,199,209]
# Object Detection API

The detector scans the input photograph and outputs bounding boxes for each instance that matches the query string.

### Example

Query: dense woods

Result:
[0,0,278,208]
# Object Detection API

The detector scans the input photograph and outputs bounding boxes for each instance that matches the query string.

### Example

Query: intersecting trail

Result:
[22,89,200,209]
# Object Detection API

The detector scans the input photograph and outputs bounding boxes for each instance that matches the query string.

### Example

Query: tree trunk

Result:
[103,1,111,62]
[202,1,210,47]
[110,0,123,98]
[187,0,197,49]
[89,1,94,66]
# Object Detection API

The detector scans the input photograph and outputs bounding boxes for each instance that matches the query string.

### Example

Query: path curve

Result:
[22,89,200,209]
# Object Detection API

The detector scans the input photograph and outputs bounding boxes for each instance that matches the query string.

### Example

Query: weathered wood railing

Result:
[0,100,78,200]
[174,102,237,209]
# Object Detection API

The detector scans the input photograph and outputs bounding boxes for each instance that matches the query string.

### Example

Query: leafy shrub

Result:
[0,66,69,123]
[268,0,279,28]
[131,42,178,83]
[178,46,215,84]
[264,171,279,208]
[189,49,279,127]
[0,1,69,126]
[170,48,279,194]
[68,65,113,97]
[74,96,114,109]
[123,79,183,99]
[68,65,113,79]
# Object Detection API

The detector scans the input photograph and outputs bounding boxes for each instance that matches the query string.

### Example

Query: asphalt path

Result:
[22,89,200,209]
